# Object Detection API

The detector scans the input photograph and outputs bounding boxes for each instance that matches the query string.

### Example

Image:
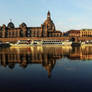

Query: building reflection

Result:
[69,46,92,60]
[0,46,92,77]
[0,46,72,77]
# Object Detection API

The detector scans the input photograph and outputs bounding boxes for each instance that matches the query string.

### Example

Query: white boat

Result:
[81,41,92,47]
[42,40,62,45]
[10,39,72,47]
[10,40,32,47]
[40,40,72,46]
[62,41,72,46]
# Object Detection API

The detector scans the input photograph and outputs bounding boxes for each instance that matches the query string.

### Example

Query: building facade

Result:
[0,11,62,38]
[80,29,92,37]
[64,29,92,37]
[66,30,80,37]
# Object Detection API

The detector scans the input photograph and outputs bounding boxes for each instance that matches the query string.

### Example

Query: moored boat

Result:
[81,41,92,47]
[0,42,10,48]
[10,39,72,48]
[10,40,32,48]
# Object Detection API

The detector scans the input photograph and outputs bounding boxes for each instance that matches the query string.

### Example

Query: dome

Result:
[7,22,15,28]
[43,11,56,32]
[44,19,53,25]
[2,24,6,29]
[43,17,55,29]
[20,22,27,28]
[43,11,53,25]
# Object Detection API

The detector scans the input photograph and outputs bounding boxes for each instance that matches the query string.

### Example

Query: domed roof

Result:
[43,11,54,25]
[20,22,27,28]
[7,22,15,28]
[2,24,6,29]
[44,19,53,25]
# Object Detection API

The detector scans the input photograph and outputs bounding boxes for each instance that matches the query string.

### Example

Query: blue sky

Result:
[0,0,92,32]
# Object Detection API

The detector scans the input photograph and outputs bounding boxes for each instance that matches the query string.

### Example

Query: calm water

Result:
[0,46,92,92]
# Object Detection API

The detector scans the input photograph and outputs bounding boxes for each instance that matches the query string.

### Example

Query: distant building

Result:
[64,29,92,37]
[64,30,80,37]
[80,29,92,37]
[1,11,92,43]
[0,11,62,38]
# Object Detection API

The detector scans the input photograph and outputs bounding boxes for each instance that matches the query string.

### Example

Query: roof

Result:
[68,30,80,33]
[7,22,15,28]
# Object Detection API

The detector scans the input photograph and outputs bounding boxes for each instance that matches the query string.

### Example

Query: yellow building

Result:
[80,29,92,37]
[65,29,92,37]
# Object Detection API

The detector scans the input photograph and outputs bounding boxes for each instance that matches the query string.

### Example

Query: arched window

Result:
[20,30,23,37]
[0,31,2,38]
[26,29,31,37]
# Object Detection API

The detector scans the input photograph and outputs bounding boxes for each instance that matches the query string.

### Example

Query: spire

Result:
[9,19,12,22]
[47,11,51,18]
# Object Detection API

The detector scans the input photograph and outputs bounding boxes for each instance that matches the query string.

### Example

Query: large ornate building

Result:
[0,11,62,38]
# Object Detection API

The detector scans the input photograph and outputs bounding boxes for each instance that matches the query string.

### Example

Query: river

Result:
[0,46,92,92]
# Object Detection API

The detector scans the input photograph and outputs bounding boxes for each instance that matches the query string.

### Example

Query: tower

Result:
[42,11,56,37]
[47,11,51,18]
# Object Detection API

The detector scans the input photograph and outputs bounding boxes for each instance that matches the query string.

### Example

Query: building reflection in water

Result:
[0,46,92,77]
[69,46,92,60]
[0,46,72,78]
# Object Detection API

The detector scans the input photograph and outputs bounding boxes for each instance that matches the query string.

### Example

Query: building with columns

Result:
[0,11,62,39]
[80,29,92,37]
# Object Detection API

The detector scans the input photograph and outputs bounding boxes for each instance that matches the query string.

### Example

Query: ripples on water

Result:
[0,46,92,92]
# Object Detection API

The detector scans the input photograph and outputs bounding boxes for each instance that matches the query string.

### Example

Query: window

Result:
[20,30,23,37]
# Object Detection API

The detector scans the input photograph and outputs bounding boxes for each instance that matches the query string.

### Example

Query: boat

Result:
[0,42,10,48]
[81,41,92,47]
[10,40,32,47]
[42,40,62,45]
[10,39,72,47]
[42,40,72,46]
[71,42,81,47]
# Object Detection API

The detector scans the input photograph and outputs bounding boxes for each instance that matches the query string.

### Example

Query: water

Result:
[0,46,92,92]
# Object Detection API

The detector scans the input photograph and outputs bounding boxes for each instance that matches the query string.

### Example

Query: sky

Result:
[0,0,92,32]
